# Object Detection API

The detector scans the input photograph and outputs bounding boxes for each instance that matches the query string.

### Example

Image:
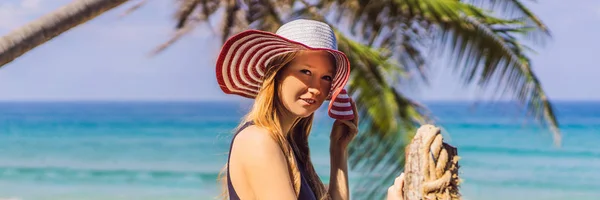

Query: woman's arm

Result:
[230,126,297,200]
[328,100,359,200]
[328,146,350,200]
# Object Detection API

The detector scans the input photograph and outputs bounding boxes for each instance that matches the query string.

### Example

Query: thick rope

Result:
[403,125,461,200]
[421,128,461,200]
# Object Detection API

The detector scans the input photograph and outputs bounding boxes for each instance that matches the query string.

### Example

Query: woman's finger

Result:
[394,173,403,187]
[350,99,359,125]
[387,173,405,200]
[397,173,405,195]
[336,119,358,133]
[387,185,398,200]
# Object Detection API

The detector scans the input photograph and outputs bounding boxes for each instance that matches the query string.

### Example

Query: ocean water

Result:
[0,101,598,200]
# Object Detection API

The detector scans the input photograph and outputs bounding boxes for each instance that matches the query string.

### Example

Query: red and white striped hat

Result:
[328,89,355,120]
[216,19,354,120]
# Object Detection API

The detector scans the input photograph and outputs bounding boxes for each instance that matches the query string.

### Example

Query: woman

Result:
[216,19,405,200]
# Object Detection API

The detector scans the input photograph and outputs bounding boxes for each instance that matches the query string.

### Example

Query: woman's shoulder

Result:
[229,125,297,199]
[234,125,277,149]
[231,125,284,164]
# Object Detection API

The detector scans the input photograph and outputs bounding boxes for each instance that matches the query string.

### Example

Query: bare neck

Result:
[278,110,298,136]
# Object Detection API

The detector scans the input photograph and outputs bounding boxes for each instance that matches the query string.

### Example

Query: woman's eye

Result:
[323,76,333,81]
[300,69,311,75]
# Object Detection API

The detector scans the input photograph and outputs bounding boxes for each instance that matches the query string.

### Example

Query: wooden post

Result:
[403,125,461,200]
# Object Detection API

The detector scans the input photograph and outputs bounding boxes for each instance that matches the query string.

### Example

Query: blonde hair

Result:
[218,51,331,199]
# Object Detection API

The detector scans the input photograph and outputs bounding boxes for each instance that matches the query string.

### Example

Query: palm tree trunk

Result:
[0,0,129,68]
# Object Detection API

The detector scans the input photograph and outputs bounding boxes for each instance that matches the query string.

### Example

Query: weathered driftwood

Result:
[403,125,461,200]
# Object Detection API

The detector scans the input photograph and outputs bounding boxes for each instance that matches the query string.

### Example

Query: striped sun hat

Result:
[215,19,354,120]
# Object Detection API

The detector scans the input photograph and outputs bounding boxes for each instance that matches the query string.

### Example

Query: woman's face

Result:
[277,50,335,118]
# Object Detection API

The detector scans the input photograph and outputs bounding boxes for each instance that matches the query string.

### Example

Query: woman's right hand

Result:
[386,173,405,200]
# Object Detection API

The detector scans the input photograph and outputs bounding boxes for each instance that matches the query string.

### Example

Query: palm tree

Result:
[0,0,560,199]
[0,0,129,67]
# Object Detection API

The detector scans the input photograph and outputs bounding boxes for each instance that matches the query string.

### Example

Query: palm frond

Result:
[337,0,560,143]
[323,1,436,84]
[335,30,432,200]
[462,0,548,31]
[119,0,149,18]
[245,0,284,32]
[221,0,242,43]
[150,12,203,56]
[174,0,201,28]
[464,0,550,45]
[153,0,245,55]
[426,4,560,144]
[306,0,560,198]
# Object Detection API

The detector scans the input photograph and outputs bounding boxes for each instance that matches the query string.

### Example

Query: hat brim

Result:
[216,30,351,113]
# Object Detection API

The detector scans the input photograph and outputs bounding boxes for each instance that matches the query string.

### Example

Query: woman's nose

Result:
[307,78,322,96]
[308,87,321,96]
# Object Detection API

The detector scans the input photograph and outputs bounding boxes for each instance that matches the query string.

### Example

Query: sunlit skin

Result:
[387,173,405,200]
[277,50,335,132]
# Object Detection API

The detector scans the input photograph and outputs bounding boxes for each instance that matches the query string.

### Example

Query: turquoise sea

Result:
[0,101,598,200]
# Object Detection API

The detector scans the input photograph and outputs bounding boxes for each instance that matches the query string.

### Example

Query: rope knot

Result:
[403,125,461,200]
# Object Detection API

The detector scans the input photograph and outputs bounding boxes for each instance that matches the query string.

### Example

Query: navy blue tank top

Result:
[226,122,317,200]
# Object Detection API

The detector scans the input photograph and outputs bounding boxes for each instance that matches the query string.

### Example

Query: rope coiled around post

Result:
[403,125,461,200]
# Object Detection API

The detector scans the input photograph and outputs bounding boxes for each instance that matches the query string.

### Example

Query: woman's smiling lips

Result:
[300,98,316,105]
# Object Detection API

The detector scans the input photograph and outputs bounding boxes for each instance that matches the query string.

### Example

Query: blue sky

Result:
[0,0,596,101]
